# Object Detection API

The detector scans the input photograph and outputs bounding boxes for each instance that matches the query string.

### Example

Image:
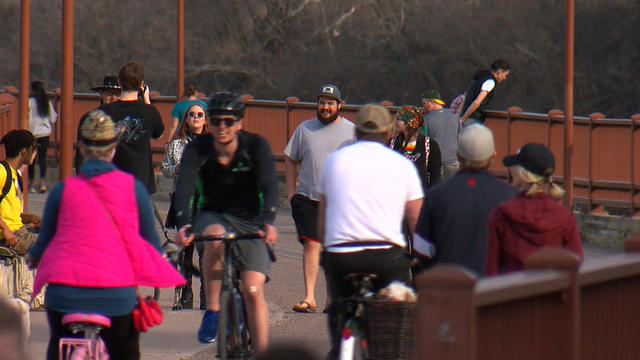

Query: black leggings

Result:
[46,309,140,360]
[28,136,50,182]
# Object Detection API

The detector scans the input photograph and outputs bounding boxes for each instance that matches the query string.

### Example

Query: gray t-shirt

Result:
[284,117,356,200]
[425,109,460,165]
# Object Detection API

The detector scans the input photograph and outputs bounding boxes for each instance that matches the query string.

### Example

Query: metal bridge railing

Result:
[2,90,639,217]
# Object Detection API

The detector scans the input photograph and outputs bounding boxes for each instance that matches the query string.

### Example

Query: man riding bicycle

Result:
[318,104,424,359]
[174,92,278,354]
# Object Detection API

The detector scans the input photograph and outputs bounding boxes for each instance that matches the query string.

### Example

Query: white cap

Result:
[457,124,495,161]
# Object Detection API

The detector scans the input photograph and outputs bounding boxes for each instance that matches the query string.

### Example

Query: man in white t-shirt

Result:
[318,104,424,358]
[459,59,510,126]
[284,84,355,314]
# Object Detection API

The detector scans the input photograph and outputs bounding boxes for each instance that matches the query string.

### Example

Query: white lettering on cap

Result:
[323,86,334,94]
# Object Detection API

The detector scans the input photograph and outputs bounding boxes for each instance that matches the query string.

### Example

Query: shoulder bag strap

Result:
[79,176,126,244]
[81,177,159,298]
[424,137,431,186]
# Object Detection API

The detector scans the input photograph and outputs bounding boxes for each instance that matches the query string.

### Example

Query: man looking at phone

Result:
[98,62,164,194]
[173,92,278,353]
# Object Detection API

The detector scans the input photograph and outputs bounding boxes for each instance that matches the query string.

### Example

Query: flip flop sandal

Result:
[292,301,316,313]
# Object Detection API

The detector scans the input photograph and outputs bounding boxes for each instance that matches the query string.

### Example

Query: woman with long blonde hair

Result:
[160,102,210,310]
[485,143,583,275]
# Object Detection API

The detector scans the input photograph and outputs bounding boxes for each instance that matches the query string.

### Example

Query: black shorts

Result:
[321,247,411,300]
[290,194,319,244]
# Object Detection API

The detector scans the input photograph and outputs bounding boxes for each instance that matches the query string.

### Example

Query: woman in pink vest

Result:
[26,110,186,360]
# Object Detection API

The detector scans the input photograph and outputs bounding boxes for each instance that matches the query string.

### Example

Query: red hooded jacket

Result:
[485,192,583,275]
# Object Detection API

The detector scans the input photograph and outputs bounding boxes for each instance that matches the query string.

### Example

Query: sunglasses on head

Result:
[210,118,238,127]
[188,111,205,119]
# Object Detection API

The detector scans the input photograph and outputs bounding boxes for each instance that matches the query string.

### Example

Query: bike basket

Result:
[364,299,416,360]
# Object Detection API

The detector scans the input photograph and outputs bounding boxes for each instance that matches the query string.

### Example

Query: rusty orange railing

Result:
[2,90,640,216]
[0,92,18,160]
[415,239,640,360]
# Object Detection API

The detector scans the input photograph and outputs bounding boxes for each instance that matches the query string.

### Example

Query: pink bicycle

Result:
[58,313,111,360]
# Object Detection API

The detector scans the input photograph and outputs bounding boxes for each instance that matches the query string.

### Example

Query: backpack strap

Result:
[424,137,431,186]
[0,161,13,204]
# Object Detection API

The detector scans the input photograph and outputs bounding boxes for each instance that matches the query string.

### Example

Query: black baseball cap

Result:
[502,143,555,177]
[317,84,343,102]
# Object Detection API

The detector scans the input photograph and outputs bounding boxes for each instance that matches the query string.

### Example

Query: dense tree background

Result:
[0,0,638,118]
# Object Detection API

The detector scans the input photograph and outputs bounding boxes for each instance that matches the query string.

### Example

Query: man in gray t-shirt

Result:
[284,84,355,314]
[422,90,461,180]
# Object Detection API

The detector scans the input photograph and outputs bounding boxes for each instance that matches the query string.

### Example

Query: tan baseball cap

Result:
[355,104,393,133]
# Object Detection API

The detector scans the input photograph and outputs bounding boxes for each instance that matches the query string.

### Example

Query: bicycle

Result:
[336,273,377,360]
[58,313,111,360]
[193,230,276,360]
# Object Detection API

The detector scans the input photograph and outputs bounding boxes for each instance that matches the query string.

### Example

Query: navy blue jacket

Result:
[414,170,518,274]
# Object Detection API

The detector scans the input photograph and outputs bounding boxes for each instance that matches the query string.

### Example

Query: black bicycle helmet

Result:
[207,91,245,119]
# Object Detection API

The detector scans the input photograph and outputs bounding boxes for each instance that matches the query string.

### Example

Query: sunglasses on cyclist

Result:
[210,118,238,127]
[188,111,205,119]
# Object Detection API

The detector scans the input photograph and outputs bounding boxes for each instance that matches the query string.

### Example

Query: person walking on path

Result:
[160,102,210,310]
[165,83,207,143]
[390,105,442,191]
[413,124,518,275]
[459,59,510,126]
[26,110,185,360]
[75,76,121,170]
[284,84,356,314]
[98,62,164,194]
[28,81,57,194]
[319,104,423,359]
[173,92,278,353]
[422,90,461,180]
[485,143,583,275]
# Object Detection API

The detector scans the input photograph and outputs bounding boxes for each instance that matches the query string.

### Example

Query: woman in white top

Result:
[160,102,209,310]
[28,81,57,193]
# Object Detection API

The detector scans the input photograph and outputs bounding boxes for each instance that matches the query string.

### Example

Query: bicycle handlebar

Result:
[192,233,264,242]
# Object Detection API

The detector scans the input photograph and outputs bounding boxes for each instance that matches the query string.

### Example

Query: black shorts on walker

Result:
[290,194,319,244]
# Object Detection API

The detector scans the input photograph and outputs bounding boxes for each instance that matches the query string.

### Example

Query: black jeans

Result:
[28,136,50,182]
[322,246,411,359]
[46,309,140,360]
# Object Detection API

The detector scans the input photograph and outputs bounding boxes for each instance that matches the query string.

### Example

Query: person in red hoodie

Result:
[485,143,583,275]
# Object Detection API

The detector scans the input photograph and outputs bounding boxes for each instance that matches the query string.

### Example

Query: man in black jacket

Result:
[459,59,510,126]
[174,92,278,353]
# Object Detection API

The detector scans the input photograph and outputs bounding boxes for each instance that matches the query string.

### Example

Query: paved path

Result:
[22,189,622,359]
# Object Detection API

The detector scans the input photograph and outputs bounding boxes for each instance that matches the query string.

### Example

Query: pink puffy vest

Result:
[33,171,185,297]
